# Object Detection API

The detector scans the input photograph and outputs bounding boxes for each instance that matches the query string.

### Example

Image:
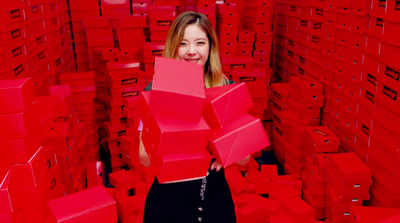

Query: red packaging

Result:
[149,57,206,122]
[221,56,254,72]
[304,126,339,154]
[281,197,316,223]
[147,148,211,184]
[47,185,118,223]
[109,169,136,191]
[326,169,370,201]
[0,171,11,213]
[203,83,253,129]
[0,77,34,114]
[328,152,372,188]
[351,206,400,223]
[208,113,270,168]
[0,130,41,164]
[86,161,105,188]
[0,108,39,139]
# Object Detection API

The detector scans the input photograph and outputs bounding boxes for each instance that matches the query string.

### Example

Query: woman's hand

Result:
[210,159,223,172]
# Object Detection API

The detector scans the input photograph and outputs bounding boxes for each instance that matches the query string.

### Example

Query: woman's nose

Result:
[187,45,196,55]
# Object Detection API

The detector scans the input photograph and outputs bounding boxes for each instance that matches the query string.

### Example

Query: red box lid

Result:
[203,83,253,128]
[47,185,117,223]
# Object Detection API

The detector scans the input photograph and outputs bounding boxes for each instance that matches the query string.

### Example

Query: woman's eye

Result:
[180,42,187,46]
[197,42,205,45]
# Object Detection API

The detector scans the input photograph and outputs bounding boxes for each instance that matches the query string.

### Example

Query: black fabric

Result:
[142,80,237,223]
[143,168,236,223]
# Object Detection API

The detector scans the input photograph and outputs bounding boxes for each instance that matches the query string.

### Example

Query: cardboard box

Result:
[147,148,211,184]
[326,169,370,201]
[149,57,206,122]
[0,77,34,114]
[0,108,39,139]
[208,113,270,167]
[304,126,339,154]
[47,185,118,223]
[141,113,210,157]
[203,83,253,128]
[328,152,372,188]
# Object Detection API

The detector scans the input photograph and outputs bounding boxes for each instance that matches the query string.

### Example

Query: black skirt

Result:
[143,167,236,223]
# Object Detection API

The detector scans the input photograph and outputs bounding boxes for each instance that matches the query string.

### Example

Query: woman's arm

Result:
[139,131,151,167]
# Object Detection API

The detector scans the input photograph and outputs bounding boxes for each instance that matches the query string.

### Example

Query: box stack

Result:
[43,0,73,84]
[326,152,371,222]
[281,76,323,178]
[216,3,240,57]
[0,78,68,222]
[196,3,216,29]
[100,0,131,18]
[351,206,400,222]
[59,72,99,163]
[132,0,150,16]
[231,67,271,120]
[112,15,147,52]
[83,17,114,70]
[148,6,177,43]
[46,185,118,223]
[0,0,28,80]
[302,126,339,220]
[109,169,148,223]
[243,0,273,69]
[142,42,164,75]
[104,61,146,172]
[365,0,400,209]
[69,0,100,71]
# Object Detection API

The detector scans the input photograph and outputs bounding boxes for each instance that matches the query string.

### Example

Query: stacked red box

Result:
[100,0,131,17]
[86,161,105,188]
[142,42,164,75]
[216,3,240,56]
[139,57,269,182]
[302,154,330,220]
[148,6,177,43]
[326,152,371,222]
[46,185,118,223]
[197,4,216,29]
[59,72,99,163]
[112,15,147,51]
[109,169,149,223]
[351,206,400,223]
[132,0,151,15]
[83,17,114,70]
[230,67,270,119]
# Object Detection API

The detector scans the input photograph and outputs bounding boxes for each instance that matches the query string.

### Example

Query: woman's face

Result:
[178,24,210,68]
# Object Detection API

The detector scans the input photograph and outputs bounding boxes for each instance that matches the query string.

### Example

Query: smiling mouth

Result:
[185,59,199,63]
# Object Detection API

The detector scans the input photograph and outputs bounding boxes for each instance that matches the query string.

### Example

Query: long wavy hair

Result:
[163,11,228,88]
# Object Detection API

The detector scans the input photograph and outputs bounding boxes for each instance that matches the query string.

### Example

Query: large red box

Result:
[203,83,253,128]
[328,152,372,188]
[208,113,270,167]
[149,57,206,122]
[326,169,370,201]
[304,126,339,154]
[0,77,34,114]
[47,185,118,223]
[0,108,39,139]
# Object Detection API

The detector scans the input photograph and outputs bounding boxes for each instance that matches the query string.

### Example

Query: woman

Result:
[140,11,249,223]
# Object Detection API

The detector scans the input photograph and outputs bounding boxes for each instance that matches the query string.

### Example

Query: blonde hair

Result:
[163,11,228,88]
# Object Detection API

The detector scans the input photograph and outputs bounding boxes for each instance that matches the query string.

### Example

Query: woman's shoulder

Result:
[144,82,152,91]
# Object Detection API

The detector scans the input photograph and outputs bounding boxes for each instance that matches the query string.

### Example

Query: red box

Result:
[290,75,323,98]
[328,152,372,188]
[304,126,339,154]
[230,68,269,99]
[351,206,400,223]
[131,2,149,14]
[149,57,205,122]
[203,83,253,128]
[147,147,211,183]
[326,170,370,201]
[47,185,117,223]
[0,77,34,114]
[208,113,270,168]
[0,22,26,48]
[142,42,164,63]
[326,186,363,210]
[0,107,40,139]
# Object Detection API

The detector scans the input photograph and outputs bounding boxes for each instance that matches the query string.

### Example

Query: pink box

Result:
[203,83,253,128]
[0,108,39,139]
[208,113,270,168]
[47,185,118,223]
[149,57,206,122]
[141,112,210,157]
[0,77,34,114]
